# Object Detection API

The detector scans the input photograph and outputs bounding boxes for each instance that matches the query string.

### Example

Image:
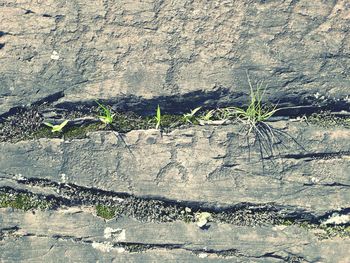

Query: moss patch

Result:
[64,123,102,139]
[29,123,102,140]
[0,193,54,211]
[280,220,350,240]
[112,113,185,132]
[306,112,350,128]
[95,204,117,220]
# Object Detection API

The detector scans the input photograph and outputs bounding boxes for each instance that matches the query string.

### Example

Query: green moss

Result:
[317,225,350,239]
[31,126,57,139]
[280,219,293,226]
[155,114,185,130]
[0,193,53,211]
[113,113,150,132]
[306,112,350,128]
[123,244,152,253]
[30,123,102,140]
[29,113,184,141]
[63,123,101,139]
[96,204,116,219]
[280,219,350,239]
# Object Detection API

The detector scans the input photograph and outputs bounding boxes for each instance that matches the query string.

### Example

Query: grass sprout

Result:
[216,107,236,120]
[201,109,215,121]
[43,120,69,133]
[183,107,202,124]
[155,105,161,129]
[96,100,115,125]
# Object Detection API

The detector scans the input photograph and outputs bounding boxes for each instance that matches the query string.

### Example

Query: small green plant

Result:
[96,100,115,125]
[216,107,237,120]
[228,74,287,172]
[155,105,161,129]
[183,107,202,124]
[43,120,69,133]
[201,109,215,121]
[232,76,278,133]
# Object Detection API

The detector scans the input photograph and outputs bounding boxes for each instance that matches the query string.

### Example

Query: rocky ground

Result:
[1,0,350,262]
[0,100,349,262]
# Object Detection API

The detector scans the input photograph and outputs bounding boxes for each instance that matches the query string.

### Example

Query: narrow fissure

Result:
[1,177,349,232]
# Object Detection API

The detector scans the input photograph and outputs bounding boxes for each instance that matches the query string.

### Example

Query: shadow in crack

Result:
[56,87,246,116]
[0,31,7,50]
[241,122,307,174]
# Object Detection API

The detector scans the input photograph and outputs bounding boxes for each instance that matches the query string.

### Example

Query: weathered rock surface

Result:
[1,208,349,262]
[1,0,350,261]
[0,121,349,214]
[1,122,349,262]
[1,0,350,115]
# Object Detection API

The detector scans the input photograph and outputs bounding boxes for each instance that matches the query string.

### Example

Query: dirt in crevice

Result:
[0,98,349,144]
[1,181,349,240]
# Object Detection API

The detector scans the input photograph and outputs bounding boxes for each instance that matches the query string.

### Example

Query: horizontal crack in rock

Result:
[281,151,350,160]
[1,176,349,230]
[0,228,307,261]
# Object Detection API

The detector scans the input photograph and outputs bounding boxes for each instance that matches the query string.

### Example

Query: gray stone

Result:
[1,1,350,115]
[1,1,350,261]
[0,121,349,214]
[1,208,349,262]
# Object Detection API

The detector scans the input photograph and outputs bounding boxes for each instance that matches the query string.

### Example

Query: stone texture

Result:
[0,121,349,214]
[1,1,350,261]
[1,0,350,115]
[1,208,349,262]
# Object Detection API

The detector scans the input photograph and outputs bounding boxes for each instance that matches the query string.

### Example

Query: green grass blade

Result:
[58,120,69,130]
[43,122,54,128]
[156,105,161,129]
[95,100,109,115]
[191,107,202,116]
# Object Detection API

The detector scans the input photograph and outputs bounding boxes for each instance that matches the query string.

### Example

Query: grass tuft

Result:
[229,75,278,133]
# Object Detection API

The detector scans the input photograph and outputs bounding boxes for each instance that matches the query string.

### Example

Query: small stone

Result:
[50,51,60,60]
[198,253,208,258]
[195,212,212,228]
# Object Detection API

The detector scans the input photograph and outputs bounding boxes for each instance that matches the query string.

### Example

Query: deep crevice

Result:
[2,87,349,121]
[281,151,350,160]
[0,87,349,144]
[1,176,349,227]
[56,88,246,116]
[0,91,65,121]
[0,31,8,37]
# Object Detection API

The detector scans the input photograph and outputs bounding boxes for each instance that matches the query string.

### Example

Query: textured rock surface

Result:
[1,121,349,214]
[0,120,349,261]
[1,208,349,262]
[1,0,350,115]
[1,0,350,261]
